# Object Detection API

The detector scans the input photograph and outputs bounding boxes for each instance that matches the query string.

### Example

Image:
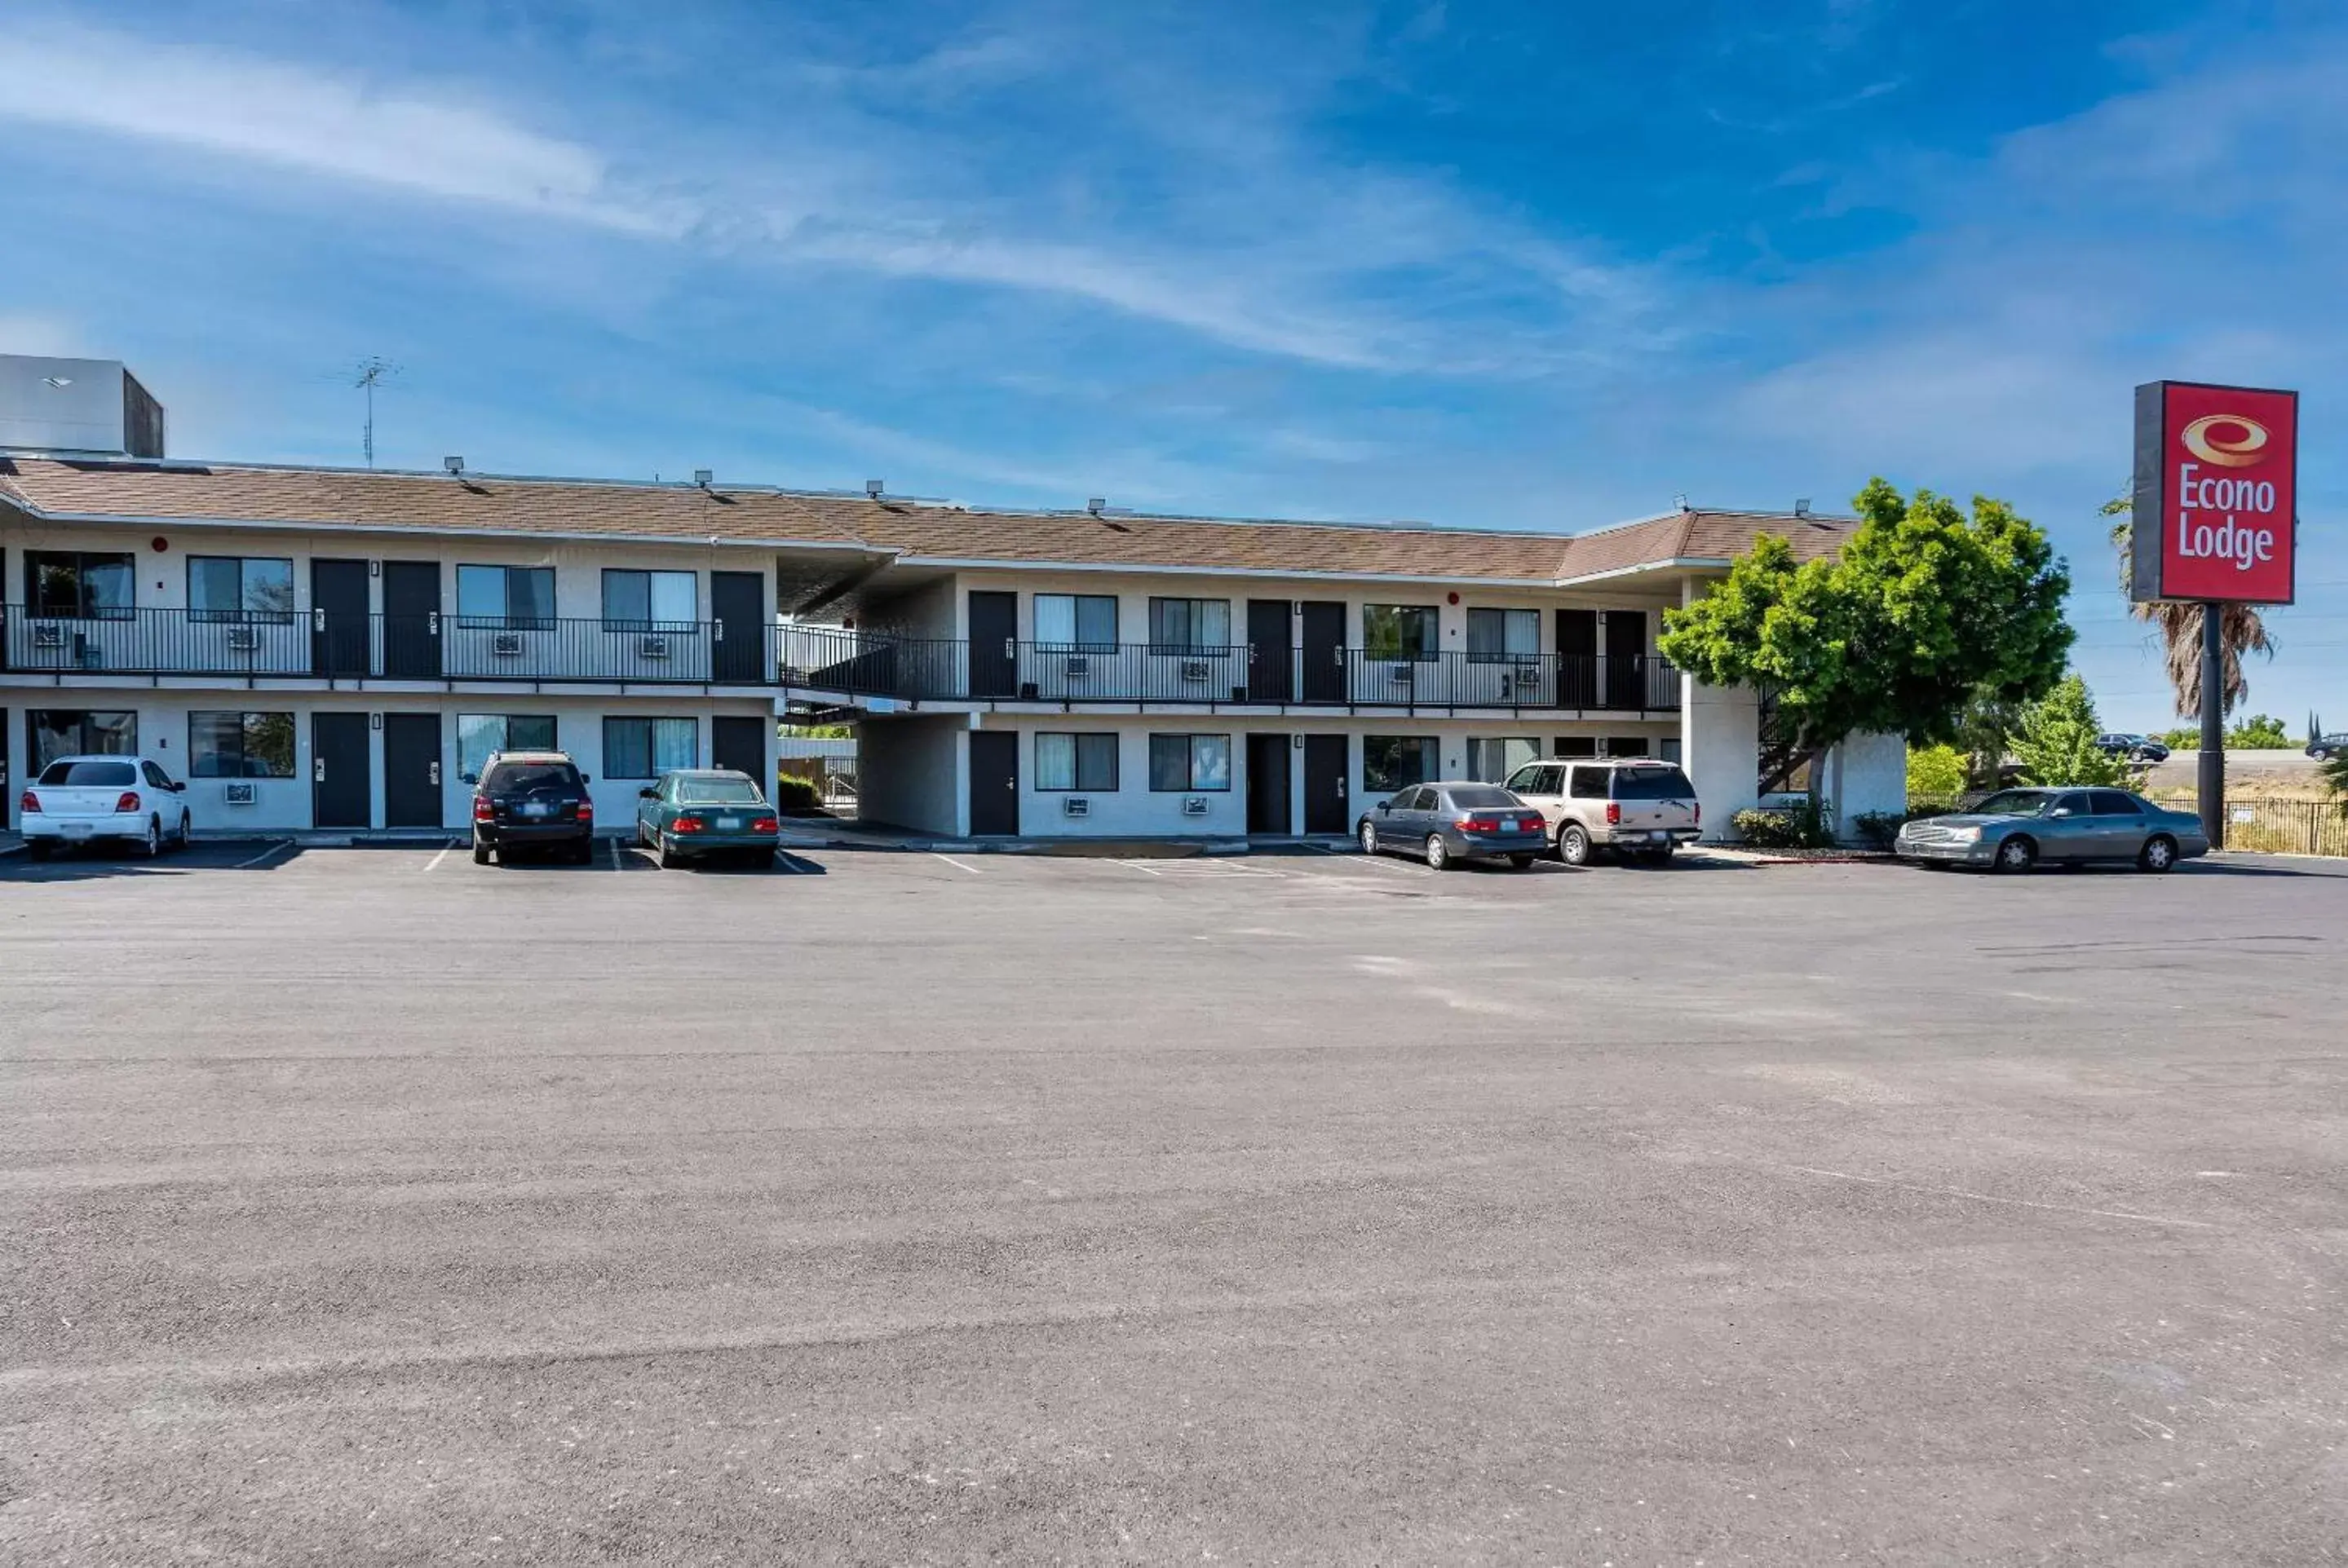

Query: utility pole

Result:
[2199,602,2226,850]
[353,357,397,468]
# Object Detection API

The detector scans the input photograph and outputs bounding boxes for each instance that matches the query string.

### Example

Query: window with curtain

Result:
[1033,594,1118,651]
[29,709,138,771]
[1035,732,1119,792]
[1147,733,1231,791]
[26,552,134,620]
[189,712,297,777]
[458,714,557,779]
[188,556,296,623]
[1466,736,1541,783]
[456,565,556,628]
[604,717,698,779]
[1363,605,1439,660]
[1146,598,1230,651]
[601,569,698,629]
[1465,607,1539,663]
[1362,735,1438,793]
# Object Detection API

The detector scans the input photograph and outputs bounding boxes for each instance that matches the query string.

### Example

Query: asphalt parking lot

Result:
[4,843,2346,1564]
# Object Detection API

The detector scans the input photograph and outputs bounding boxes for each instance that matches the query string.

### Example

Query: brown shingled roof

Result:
[0,457,1852,584]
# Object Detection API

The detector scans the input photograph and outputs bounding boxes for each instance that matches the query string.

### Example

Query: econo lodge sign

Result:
[2131,380,2299,603]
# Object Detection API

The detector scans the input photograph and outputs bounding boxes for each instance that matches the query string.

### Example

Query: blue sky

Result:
[2,0,2342,731]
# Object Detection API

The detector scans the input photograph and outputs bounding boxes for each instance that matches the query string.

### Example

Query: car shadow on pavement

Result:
[0,843,304,881]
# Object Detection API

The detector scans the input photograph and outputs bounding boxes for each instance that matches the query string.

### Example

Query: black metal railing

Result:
[2,606,774,685]
[777,625,1681,711]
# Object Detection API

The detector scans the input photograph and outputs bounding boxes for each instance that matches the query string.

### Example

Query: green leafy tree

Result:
[2324,749,2348,821]
[1907,744,1967,799]
[2223,713,2291,749]
[1658,479,2075,806]
[2010,674,2132,787]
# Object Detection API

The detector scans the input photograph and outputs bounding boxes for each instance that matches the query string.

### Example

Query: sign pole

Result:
[2200,600,2226,850]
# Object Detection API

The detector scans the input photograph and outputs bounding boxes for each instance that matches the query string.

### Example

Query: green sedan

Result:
[635,769,782,868]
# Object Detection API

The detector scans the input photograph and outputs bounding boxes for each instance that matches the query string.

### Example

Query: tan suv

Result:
[1502,757,1700,865]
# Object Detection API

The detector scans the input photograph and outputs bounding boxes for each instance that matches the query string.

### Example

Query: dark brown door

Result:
[311,559,370,678]
[1302,733,1350,834]
[1246,733,1292,834]
[969,731,1019,835]
[1298,601,1346,704]
[969,591,1017,698]
[1557,609,1597,708]
[1246,600,1293,703]
[382,713,442,828]
[712,714,767,783]
[1604,610,1646,709]
[312,711,372,828]
[381,561,440,678]
[711,572,766,684]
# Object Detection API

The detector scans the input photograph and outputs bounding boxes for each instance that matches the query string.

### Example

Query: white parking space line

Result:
[932,854,984,874]
[608,838,625,872]
[235,841,293,870]
[1112,859,1165,876]
[422,841,455,872]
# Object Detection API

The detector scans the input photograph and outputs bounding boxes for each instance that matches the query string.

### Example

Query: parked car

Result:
[2095,732,2171,763]
[2309,732,2347,762]
[1357,782,1548,870]
[1502,757,1700,864]
[17,754,192,860]
[636,768,781,868]
[467,750,595,864]
[1895,787,2208,872]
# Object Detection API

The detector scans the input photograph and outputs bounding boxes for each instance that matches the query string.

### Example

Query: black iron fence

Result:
[2,607,772,685]
[778,624,1680,711]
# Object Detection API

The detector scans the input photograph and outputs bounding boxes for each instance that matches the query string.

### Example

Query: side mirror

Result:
[460,771,478,785]
[580,774,591,784]
[639,787,659,800]
[1377,802,1390,814]
[2050,807,2073,819]
[170,780,187,793]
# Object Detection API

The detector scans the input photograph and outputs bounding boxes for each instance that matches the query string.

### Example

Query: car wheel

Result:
[1508,853,1535,869]
[472,836,493,865]
[175,812,192,850]
[1992,834,2037,873]
[1558,824,1593,866]
[142,816,162,859]
[2138,834,2178,873]
[657,836,679,870]
[1424,834,1451,870]
[1359,821,1378,857]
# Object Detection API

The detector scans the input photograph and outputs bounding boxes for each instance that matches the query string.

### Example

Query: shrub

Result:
[2225,713,2291,749]
[772,774,820,811]
[1731,797,1837,849]
[2010,674,2130,787]
[1852,809,1925,850]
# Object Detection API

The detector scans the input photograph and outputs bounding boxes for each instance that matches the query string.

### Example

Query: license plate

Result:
[1650,831,1669,843]
[520,803,550,818]
[716,816,741,831]
[62,822,92,838]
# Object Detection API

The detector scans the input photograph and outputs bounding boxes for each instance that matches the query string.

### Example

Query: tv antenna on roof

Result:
[353,357,400,468]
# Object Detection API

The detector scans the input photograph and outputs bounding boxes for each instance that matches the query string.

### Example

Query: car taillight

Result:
[473,797,495,821]
[1457,815,1486,832]
[673,815,705,834]
[750,816,780,833]
[1605,802,1621,825]
[116,792,142,814]
[1518,814,1542,833]
[19,791,38,814]
[1693,801,1701,826]
[576,801,593,819]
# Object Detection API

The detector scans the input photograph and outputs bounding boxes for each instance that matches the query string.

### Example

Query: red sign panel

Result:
[2132,381,2299,603]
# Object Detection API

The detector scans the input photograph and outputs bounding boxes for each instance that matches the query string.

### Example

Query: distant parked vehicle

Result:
[17,754,191,860]
[2095,732,2171,763]
[2310,732,2348,762]
[1358,782,1547,870]
[1503,757,1700,865]
[467,750,595,864]
[636,769,781,868]
[1895,787,2208,873]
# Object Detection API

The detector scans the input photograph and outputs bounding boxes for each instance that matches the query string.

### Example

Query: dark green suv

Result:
[468,750,595,864]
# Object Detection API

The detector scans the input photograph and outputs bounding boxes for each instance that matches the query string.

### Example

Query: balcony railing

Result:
[779,625,1680,711]
[2,607,775,686]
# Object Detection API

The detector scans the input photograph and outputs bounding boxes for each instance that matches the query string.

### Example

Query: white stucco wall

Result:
[1680,679,1759,839]
[1826,731,1908,841]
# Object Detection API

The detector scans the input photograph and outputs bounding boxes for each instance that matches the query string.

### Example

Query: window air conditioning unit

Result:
[1063,796,1090,817]
[31,623,65,650]
[492,632,524,656]
[637,634,670,659]
[1181,795,1209,816]
[226,627,261,652]
[1064,656,1090,678]
[1179,660,1210,682]
[225,783,258,806]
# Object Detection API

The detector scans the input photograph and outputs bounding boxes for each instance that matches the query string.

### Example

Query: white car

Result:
[18,754,193,859]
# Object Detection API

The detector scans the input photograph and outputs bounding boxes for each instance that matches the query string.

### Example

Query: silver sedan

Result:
[1895,787,2209,873]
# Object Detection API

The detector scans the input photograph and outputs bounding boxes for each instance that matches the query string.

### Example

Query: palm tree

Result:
[2103,497,2274,720]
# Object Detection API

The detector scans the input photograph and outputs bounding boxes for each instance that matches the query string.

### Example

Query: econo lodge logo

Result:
[2174,412,2279,572]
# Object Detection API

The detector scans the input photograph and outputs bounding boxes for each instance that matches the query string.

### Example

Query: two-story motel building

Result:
[1,358,1900,842]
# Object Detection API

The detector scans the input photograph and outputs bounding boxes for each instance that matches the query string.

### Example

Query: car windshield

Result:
[484,762,579,795]
[675,777,763,804]
[38,760,136,787]
[1447,786,1522,809]
[1974,789,2058,817]
[1610,766,1696,800]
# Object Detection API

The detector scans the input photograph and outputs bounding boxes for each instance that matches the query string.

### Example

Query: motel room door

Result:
[382,713,443,829]
[1302,733,1350,835]
[312,711,373,829]
[968,731,1019,836]
[1246,734,1292,835]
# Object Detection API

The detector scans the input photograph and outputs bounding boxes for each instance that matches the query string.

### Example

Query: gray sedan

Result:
[1895,787,2209,873]
[1358,782,1550,870]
